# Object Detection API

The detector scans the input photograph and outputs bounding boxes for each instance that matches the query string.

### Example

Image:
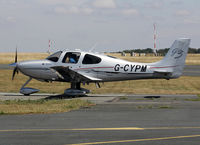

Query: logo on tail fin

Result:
[171,48,184,59]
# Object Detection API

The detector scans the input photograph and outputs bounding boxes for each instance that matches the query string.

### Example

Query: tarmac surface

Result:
[1,64,200,76]
[0,93,200,145]
[182,65,200,76]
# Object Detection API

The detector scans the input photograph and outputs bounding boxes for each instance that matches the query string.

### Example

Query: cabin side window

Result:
[82,54,102,64]
[46,51,62,62]
[62,52,81,64]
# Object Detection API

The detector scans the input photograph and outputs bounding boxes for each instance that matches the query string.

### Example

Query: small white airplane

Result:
[11,38,190,96]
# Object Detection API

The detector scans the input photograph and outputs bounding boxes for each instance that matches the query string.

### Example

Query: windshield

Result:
[46,51,62,62]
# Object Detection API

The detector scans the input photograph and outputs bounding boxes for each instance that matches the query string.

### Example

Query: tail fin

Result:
[154,38,190,78]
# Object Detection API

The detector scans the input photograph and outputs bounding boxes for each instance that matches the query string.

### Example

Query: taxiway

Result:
[0,93,200,145]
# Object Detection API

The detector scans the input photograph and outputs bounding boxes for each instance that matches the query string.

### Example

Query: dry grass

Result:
[0,70,200,95]
[0,70,69,94]
[0,99,93,115]
[0,53,49,64]
[0,53,200,65]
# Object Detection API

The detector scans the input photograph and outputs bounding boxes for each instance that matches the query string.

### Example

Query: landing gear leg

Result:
[64,82,90,96]
[76,82,81,90]
[20,77,39,95]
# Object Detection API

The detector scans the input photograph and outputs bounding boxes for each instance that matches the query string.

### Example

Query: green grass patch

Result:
[1,99,46,105]
[185,95,200,101]
[185,98,200,101]
[0,99,94,115]
[159,105,173,109]
[0,111,5,115]
[119,96,128,100]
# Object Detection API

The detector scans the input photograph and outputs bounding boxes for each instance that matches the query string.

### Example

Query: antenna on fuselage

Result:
[89,43,98,52]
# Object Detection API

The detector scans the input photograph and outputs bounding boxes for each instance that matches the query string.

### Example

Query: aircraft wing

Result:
[51,66,101,82]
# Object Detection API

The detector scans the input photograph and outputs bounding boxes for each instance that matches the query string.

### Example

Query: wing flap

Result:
[51,66,101,82]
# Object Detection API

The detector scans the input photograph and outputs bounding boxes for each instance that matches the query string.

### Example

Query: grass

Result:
[0,111,4,115]
[0,99,94,115]
[119,96,128,100]
[0,53,49,64]
[185,95,200,101]
[0,70,200,95]
[185,98,200,101]
[159,105,172,109]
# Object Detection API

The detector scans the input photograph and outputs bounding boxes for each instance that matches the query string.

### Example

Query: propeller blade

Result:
[12,67,18,80]
[15,47,17,63]
[12,47,19,80]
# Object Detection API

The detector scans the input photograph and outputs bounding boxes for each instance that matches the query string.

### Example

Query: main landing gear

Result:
[64,82,90,96]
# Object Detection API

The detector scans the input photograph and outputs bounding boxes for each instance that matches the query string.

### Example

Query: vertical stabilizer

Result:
[154,38,190,78]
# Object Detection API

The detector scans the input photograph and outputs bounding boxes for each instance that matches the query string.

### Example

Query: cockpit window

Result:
[62,52,81,64]
[82,54,102,64]
[46,51,62,62]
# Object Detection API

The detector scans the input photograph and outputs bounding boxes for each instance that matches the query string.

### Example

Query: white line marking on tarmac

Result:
[69,134,200,145]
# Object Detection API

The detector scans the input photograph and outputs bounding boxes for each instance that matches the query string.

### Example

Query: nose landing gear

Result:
[20,77,40,96]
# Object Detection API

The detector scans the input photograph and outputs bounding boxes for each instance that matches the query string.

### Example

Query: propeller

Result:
[12,47,19,80]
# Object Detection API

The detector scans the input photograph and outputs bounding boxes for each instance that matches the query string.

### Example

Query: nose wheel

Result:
[20,77,40,95]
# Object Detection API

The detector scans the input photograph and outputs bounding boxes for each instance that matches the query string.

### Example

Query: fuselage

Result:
[17,50,170,83]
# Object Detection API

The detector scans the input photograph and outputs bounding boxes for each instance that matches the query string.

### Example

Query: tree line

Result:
[121,48,200,55]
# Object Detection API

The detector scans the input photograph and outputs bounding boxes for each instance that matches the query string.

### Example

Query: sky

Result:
[0,0,200,52]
